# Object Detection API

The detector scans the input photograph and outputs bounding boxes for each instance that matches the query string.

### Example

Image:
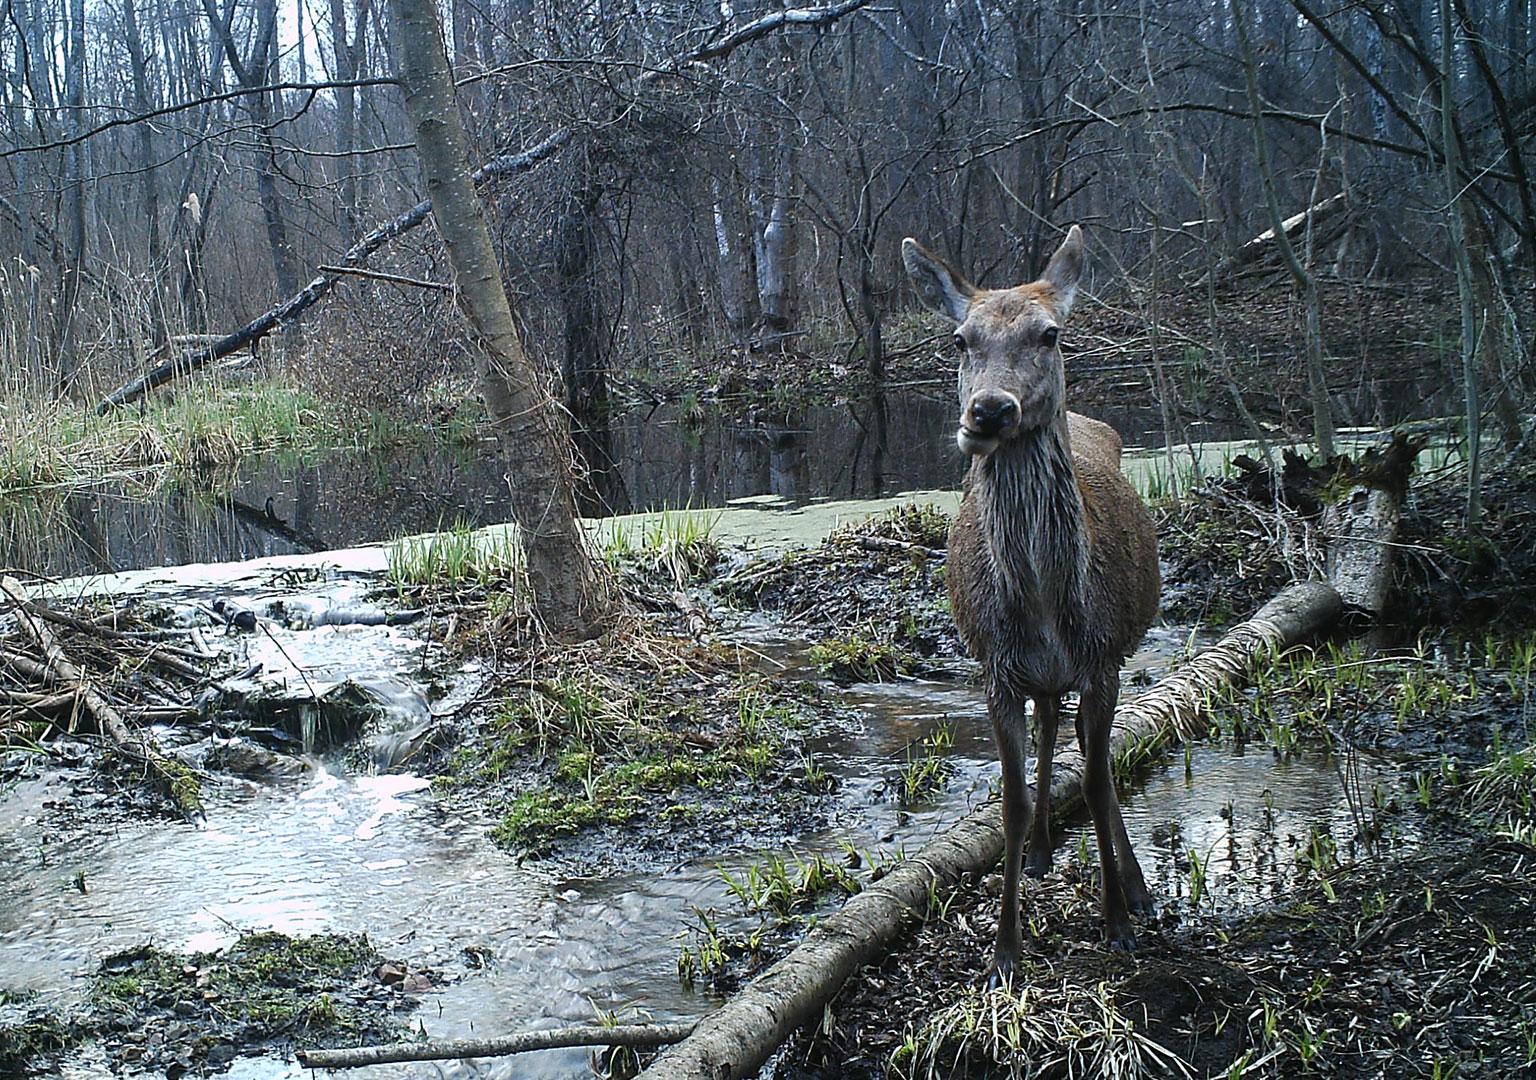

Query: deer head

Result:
[902,226,1085,456]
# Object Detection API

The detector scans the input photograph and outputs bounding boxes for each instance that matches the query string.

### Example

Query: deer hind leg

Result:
[1076,674,1136,950]
[988,684,1033,984]
[1023,694,1060,878]
[1110,800,1154,916]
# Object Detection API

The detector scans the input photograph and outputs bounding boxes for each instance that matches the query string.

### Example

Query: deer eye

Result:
[951,333,968,355]
[1041,327,1060,349]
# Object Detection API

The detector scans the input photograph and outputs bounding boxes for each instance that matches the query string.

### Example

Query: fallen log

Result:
[1206,191,1350,282]
[635,580,1344,1080]
[94,129,570,413]
[297,1020,697,1070]
[1323,432,1420,616]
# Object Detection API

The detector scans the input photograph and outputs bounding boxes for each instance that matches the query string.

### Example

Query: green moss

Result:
[809,635,917,683]
[491,737,786,852]
[92,932,386,1045]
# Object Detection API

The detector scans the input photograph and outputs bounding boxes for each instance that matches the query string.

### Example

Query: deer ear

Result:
[1040,224,1085,319]
[902,238,975,323]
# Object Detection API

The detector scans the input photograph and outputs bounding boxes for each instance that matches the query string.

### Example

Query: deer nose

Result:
[966,394,1020,437]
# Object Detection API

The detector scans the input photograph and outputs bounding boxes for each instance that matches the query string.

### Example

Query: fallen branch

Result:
[297,1020,697,1070]
[95,129,570,412]
[856,536,946,559]
[1,578,203,813]
[636,580,1344,1080]
[3,577,139,748]
[1207,192,1350,282]
[96,1,871,413]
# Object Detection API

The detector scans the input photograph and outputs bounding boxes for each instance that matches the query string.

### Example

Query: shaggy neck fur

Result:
[976,414,1090,629]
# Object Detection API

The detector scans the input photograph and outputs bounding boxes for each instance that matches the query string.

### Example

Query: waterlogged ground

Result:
[2,477,1532,1079]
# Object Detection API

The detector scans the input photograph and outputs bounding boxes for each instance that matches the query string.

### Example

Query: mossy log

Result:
[635,580,1344,1080]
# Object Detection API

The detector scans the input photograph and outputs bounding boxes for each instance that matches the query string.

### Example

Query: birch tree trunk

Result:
[390,0,614,639]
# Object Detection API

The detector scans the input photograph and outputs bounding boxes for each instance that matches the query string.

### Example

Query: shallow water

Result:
[0,391,1284,579]
[0,566,1406,1079]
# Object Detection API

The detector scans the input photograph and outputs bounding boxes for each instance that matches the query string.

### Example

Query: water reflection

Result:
[1,393,963,578]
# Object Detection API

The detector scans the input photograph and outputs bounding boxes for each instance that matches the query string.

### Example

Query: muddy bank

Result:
[767,621,1536,1079]
[0,931,426,1078]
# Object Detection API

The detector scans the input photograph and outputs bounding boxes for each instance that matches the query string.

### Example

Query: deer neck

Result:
[976,412,1089,618]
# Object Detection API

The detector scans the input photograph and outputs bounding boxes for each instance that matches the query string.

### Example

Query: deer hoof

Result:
[1105,925,1139,952]
[984,956,1017,992]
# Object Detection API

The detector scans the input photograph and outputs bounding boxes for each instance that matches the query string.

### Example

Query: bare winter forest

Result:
[5,0,1532,454]
[4,3,1536,1080]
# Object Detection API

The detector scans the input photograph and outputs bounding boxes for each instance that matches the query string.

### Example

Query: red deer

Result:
[902,226,1160,979]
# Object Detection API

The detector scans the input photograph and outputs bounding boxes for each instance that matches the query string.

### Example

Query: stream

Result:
[0,394,1411,1078]
[0,552,1399,1079]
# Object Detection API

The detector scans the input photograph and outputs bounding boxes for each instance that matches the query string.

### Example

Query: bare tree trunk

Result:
[390,0,613,639]
[1234,0,1336,459]
[123,0,166,349]
[712,172,759,344]
[557,171,627,516]
[202,0,303,344]
[1439,0,1481,525]
[328,0,366,238]
[56,0,88,394]
[755,134,798,349]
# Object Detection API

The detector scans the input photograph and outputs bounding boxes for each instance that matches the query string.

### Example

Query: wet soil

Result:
[718,503,966,674]
[774,822,1535,1079]
[766,625,1536,1079]
[7,447,1536,1079]
[0,931,427,1078]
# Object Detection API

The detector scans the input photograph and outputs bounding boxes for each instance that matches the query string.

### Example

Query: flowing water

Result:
[0,562,1400,1079]
[0,393,1412,1077]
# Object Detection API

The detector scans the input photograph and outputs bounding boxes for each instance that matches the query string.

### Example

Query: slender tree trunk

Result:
[1439,0,1481,525]
[202,0,302,345]
[328,0,363,238]
[1234,0,1336,459]
[123,0,166,349]
[56,0,88,394]
[390,0,613,639]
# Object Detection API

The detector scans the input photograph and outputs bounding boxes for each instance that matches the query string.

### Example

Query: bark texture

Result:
[297,1021,695,1069]
[390,0,611,639]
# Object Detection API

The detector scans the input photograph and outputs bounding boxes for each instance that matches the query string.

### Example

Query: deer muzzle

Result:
[958,391,1020,455]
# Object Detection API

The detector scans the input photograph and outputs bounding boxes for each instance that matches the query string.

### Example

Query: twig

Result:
[316,264,453,290]
[297,1020,696,1069]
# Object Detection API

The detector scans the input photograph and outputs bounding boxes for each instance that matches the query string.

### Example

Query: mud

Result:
[0,932,425,1078]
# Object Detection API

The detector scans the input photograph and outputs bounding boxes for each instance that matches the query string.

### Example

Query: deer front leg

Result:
[988,684,1033,984]
[1076,675,1136,950]
[1023,694,1059,878]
